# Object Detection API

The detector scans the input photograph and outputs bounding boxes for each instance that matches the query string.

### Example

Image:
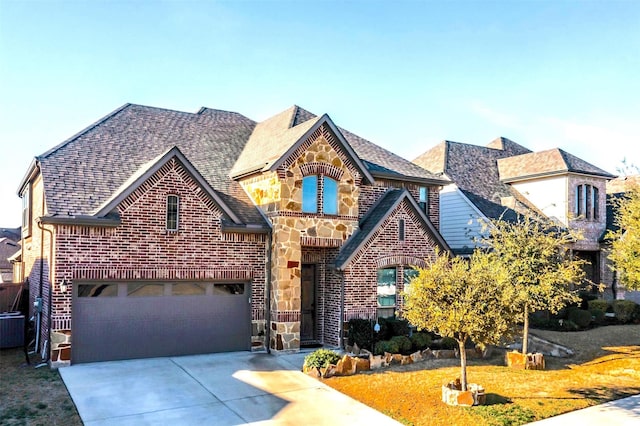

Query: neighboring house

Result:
[16,103,449,366]
[603,175,640,303]
[413,138,616,295]
[0,236,20,283]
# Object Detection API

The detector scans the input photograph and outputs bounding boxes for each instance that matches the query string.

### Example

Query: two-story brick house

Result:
[17,103,449,365]
[413,138,616,295]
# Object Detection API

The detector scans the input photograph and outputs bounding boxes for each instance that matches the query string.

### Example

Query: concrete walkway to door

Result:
[60,351,402,425]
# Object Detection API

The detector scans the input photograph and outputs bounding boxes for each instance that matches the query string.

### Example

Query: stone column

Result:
[269,218,302,352]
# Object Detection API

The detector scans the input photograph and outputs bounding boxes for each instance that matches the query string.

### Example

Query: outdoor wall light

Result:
[60,278,68,293]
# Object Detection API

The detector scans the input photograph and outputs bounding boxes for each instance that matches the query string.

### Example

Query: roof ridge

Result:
[288,105,299,128]
[38,103,132,159]
[555,148,571,171]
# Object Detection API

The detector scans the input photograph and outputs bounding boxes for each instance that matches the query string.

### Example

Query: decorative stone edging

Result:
[303,345,492,378]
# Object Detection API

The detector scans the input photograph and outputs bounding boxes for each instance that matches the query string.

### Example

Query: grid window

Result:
[167,195,179,231]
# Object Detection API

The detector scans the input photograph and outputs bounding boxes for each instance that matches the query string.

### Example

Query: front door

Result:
[301,264,316,341]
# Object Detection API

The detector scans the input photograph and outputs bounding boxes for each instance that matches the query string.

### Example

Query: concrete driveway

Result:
[60,351,401,425]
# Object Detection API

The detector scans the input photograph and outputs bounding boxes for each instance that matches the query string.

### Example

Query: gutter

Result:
[370,171,450,186]
[35,216,53,366]
[221,223,270,234]
[39,215,121,227]
[339,269,345,350]
[265,229,273,354]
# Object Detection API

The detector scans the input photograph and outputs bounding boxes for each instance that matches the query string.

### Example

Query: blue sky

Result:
[1,0,639,227]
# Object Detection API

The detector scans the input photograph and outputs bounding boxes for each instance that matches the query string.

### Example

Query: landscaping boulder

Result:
[369,354,387,370]
[410,351,423,363]
[506,351,545,370]
[355,357,370,373]
[442,380,486,406]
[335,354,358,376]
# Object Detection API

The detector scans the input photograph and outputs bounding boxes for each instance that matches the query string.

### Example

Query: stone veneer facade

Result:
[241,124,444,352]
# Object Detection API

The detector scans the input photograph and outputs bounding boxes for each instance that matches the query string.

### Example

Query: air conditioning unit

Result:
[0,312,24,348]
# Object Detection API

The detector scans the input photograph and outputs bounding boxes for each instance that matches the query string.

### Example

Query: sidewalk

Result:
[527,394,640,425]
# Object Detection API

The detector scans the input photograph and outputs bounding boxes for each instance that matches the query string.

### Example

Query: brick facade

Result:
[19,108,447,363]
[47,159,268,364]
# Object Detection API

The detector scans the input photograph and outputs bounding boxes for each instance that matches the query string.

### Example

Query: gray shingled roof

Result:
[413,139,536,221]
[498,148,616,182]
[37,104,265,225]
[0,238,19,270]
[339,128,447,184]
[230,106,323,177]
[231,105,447,185]
[334,189,449,269]
[34,103,447,227]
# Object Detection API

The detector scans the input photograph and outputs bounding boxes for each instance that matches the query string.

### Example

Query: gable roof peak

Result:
[486,137,532,155]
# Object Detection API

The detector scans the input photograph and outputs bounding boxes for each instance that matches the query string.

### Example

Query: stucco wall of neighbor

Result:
[511,175,569,225]
[49,158,268,365]
[566,175,608,251]
[21,174,54,358]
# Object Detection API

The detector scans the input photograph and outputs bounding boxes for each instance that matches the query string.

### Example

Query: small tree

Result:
[482,216,586,354]
[403,250,515,391]
[608,180,640,291]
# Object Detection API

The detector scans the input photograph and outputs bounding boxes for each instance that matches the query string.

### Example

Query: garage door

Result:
[71,281,251,363]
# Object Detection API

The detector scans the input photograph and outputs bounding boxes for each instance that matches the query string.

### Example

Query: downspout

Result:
[265,229,273,353]
[36,218,54,365]
[339,269,345,350]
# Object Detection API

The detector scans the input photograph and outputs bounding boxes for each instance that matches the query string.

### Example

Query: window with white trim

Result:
[21,184,32,238]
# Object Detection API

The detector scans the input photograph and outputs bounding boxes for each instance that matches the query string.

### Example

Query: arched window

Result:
[323,176,338,215]
[302,175,339,215]
[166,195,179,231]
[302,176,318,213]
[575,184,599,220]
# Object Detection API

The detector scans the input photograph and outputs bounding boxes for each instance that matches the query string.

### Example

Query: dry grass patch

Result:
[325,324,640,426]
[0,348,81,426]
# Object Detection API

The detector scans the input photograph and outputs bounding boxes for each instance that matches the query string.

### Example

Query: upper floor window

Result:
[21,184,32,238]
[302,175,338,215]
[398,219,405,241]
[418,186,429,214]
[302,176,318,213]
[575,184,599,220]
[323,177,338,215]
[166,195,179,231]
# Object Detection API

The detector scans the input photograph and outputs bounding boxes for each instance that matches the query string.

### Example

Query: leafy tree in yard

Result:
[481,215,586,354]
[607,180,640,291]
[403,250,515,391]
